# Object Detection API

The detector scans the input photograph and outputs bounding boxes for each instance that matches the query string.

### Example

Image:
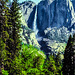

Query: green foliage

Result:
[55,53,63,75]
[8,44,62,75]
[10,44,46,74]
[43,53,63,75]
[2,69,9,75]
[44,55,57,75]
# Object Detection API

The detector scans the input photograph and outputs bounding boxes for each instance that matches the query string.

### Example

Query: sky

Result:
[19,0,41,4]
[11,0,42,4]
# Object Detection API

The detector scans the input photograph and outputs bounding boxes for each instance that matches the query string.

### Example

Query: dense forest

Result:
[0,0,75,75]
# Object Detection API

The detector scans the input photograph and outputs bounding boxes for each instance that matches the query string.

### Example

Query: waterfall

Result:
[33,6,39,38]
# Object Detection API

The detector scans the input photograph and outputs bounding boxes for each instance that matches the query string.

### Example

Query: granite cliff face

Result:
[20,1,36,29]
[37,0,75,34]
[20,0,75,54]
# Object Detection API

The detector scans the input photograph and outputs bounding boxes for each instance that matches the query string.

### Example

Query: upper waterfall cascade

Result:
[33,6,39,38]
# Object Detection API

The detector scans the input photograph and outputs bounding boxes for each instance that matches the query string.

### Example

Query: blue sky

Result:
[11,0,41,4]
[19,0,41,4]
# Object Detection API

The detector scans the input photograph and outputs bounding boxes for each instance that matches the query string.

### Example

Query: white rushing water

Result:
[33,6,39,38]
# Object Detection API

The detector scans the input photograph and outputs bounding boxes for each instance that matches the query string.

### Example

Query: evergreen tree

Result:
[6,0,22,74]
[0,0,21,74]
[55,52,63,75]
[9,0,22,58]
[73,34,75,75]
[70,34,75,75]
[62,34,75,75]
[0,0,10,74]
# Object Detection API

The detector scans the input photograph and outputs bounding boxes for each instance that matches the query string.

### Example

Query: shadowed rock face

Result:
[37,0,75,35]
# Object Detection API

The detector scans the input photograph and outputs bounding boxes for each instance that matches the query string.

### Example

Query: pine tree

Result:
[73,34,75,75]
[70,34,75,75]
[0,0,10,74]
[62,34,75,75]
[9,0,21,58]
[3,0,22,74]
[0,0,22,74]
